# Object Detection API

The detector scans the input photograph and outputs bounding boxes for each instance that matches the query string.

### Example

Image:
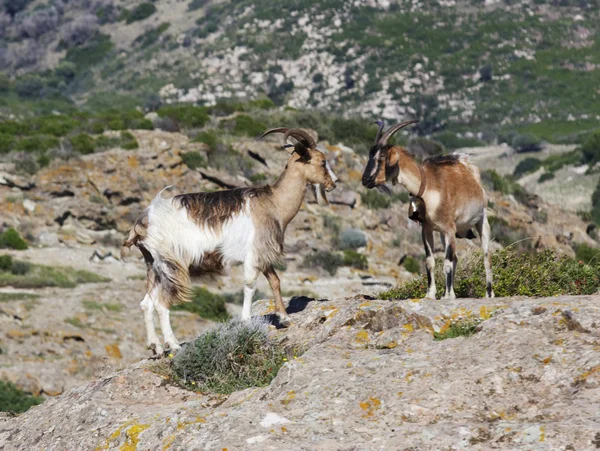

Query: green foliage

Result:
[342,250,368,270]
[0,255,12,272]
[249,173,267,182]
[173,287,230,322]
[513,157,541,178]
[0,134,15,154]
[538,172,555,183]
[157,104,209,128]
[403,256,421,274]
[481,170,530,205]
[380,249,600,300]
[0,381,44,414]
[303,251,343,276]
[360,189,408,209]
[188,0,208,11]
[512,133,543,153]
[0,229,28,250]
[230,115,266,137]
[541,149,581,173]
[574,243,600,265]
[338,228,367,250]
[181,151,207,170]
[33,115,78,137]
[171,318,288,394]
[434,132,484,150]
[0,73,10,92]
[124,3,157,24]
[15,76,45,99]
[10,261,31,276]
[70,133,95,155]
[581,132,600,167]
[82,300,123,312]
[591,179,600,226]
[65,33,113,71]
[434,318,481,341]
[134,23,170,48]
[15,135,59,153]
[193,130,219,150]
[120,131,138,150]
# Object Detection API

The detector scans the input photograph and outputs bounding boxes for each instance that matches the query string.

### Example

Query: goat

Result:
[122,128,338,355]
[361,120,493,300]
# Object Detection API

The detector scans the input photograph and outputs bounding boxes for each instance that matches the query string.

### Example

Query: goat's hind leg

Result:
[422,226,437,299]
[476,213,495,298]
[442,231,457,300]
[264,265,291,327]
[140,269,164,356]
[154,262,190,352]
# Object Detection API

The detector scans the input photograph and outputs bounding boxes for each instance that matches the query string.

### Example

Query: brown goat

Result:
[362,120,493,300]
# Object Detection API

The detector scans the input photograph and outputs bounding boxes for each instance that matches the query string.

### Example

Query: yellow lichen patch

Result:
[403,324,414,333]
[162,434,177,451]
[540,426,546,442]
[281,390,296,406]
[573,364,600,386]
[346,362,353,368]
[281,426,288,433]
[176,416,206,431]
[479,306,492,320]
[355,330,370,344]
[359,397,382,418]
[409,298,421,303]
[127,155,139,168]
[397,392,403,397]
[542,356,552,365]
[120,423,150,451]
[359,301,372,308]
[380,341,397,349]
[96,420,136,451]
[105,344,122,359]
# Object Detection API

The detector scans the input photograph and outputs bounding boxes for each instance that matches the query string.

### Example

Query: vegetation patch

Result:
[0,380,44,414]
[513,157,541,178]
[123,3,157,24]
[338,228,367,250]
[0,229,28,250]
[361,189,409,209]
[481,170,531,205]
[402,255,421,274]
[157,104,209,129]
[380,248,600,300]
[0,256,109,289]
[173,287,230,321]
[434,317,481,341]
[180,151,207,170]
[170,318,289,394]
[0,292,39,302]
[303,249,368,275]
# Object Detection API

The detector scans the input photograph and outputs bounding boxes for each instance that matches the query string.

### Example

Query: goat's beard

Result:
[313,184,329,206]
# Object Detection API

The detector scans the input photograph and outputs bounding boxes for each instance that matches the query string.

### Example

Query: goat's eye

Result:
[322,161,327,167]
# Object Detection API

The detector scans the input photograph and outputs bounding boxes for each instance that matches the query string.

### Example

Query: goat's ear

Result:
[314,184,329,206]
[293,143,312,162]
[387,147,400,167]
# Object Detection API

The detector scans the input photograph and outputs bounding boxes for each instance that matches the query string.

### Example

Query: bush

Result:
[125,3,157,24]
[408,138,445,158]
[70,133,95,155]
[512,133,543,153]
[303,251,343,276]
[0,229,28,250]
[591,179,600,226]
[435,132,484,150]
[574,243,600,265]
[10,261,31,275]
[188,0,209,11]
[403,255,421,274]
[15,75,45,99]
[171,318,288,394]
[342,250,368,270]
[513,157,541,178]
[538,172,555,183]
[0,73,10,92]
[0,261,109,289]
[249,173,267,182]
[0,133,14,153]
[157,104,209,128]
[120,131,138,150]
[230,115,266,137]
[134,22,170,48]
[541,149,581,173]
[180,151,207,170]
[380,248,600,300]
[0,380,44,414]
[173,287,230,321]
[338,228,367,250]
[34,115,78,137]
[581,132,600,167]
[193,130,218,150]
[434,317,481,340]
[361,189,391,209]
[481,170,531,205]
[16,135,60,153]
[0,255,12,271]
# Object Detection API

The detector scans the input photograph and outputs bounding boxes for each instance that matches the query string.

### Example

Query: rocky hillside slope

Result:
[2,294,600,450]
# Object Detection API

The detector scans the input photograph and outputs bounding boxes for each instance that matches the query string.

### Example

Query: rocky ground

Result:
[2,294,600,450]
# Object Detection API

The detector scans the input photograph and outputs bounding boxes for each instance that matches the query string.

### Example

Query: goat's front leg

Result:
[155,299,180,352]
[242,260,259,321]
[264,266,291,327]
[442,230,457,300]
[422,225,437,299]
[477,213,495,298]
[141,287,164,356]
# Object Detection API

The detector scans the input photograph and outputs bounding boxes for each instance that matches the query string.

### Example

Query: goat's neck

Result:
[397,153,423,196]
[272,167,308,230]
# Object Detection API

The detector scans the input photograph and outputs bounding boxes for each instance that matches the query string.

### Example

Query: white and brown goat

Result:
[122,128,338,355]
[361,120,493,300]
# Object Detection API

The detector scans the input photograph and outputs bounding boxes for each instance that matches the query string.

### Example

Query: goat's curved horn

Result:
[379,119,419,146]
[283,128,317,149]
[258,128,290,141]
[374,119,385,145]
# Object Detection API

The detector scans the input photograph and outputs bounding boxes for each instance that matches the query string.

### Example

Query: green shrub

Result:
[193,130,218,150]
[338,228,367,250]
[120,131,138,150]
[171,318,288,394]
[33,115,78,137]
[0,380,44,414]
[65,33,113,70]
[134,23,170,48]
[125,2,157,24]
[342,250,368,270]
[0,261,109,289]
[408,138,445,157]
[581,132,600,167]
[403,256,421,274]
[538,172,555,183]
[157,104,209,128]
[435,132,484,150]
[230,115,266,137]
[541,149,581,173]
[434,318,481,341]
[513,157,541,178]
[249,173,267,182]
[0,255,13,271]
[10,261,31,275]
[70,133,95,155]
[591,179,600,226]
[188,0,208,11]
[380,248,600,300]
[173,287,230,321]
[512,133,542,153]
[0,73,10,92]
[0,134,15,154]
[15,75,45,99]
[481,170,530,205]
[361,189,391,209]
[95,136,120,150]
[180,151,207,170]
[303,251,343,276]
[574,243,600,265]
[0,229,28,250]
[16,135,59,153]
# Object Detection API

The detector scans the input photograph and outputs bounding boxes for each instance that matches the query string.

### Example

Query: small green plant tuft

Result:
[303,250,343,276]
[403,256,421,274]
[342,250,368,270]
[180,151,207,170]
[513,157,541,178]
[120,131,138,150]
[0,229,28,250]
[338,228,367,250]
[433,318,481,341]
[0,380,44,414]
[70,133,96,155]
[171,318,289,394]
[173,287,230,321]
[157,104,209,128]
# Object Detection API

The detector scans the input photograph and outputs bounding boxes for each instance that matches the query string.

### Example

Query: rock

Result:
[37,231,59,246]
[22,199,36,213]
[4,295,600,450]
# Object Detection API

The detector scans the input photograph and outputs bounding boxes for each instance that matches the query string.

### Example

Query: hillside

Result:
[2,294,600,449]
[1,0,600,143]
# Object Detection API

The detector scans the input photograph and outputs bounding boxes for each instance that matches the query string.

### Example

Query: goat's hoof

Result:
[148,342,164,357]
[423,295,436,301]
[165,342,181,353]
[277,314,292,328]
